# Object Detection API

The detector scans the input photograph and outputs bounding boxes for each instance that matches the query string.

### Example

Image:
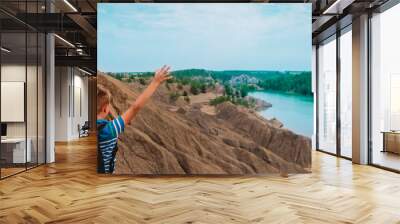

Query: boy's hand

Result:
[123,65,172,125]
[152,65,172,85]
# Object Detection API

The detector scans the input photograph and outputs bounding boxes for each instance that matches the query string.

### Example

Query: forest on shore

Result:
[109,69,312,97]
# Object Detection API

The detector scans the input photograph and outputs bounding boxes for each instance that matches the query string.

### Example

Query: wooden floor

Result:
[1,167,26,178]
[372,150,400,171]
[1,136,400,224]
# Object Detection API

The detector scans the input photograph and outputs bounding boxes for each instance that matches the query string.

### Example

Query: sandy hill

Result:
[98,73,311,175]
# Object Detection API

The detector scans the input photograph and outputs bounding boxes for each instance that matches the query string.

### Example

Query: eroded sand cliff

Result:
[98,74,311,175]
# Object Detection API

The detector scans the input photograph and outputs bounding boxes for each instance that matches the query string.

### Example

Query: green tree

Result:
[139,78,146,85]
[239,85,250,97]
[235,90,240,98]
[209,96,230,106]
[190,83,200,95]
[258,72,312,96]
[201,84,207,93]
[114,73,124,81]
[224,84,233,96]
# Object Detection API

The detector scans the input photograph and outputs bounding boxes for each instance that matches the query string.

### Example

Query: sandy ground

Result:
[189,92,221,115]
[190,92,221,104]
[167,92,220,115]
[199,105,215,115]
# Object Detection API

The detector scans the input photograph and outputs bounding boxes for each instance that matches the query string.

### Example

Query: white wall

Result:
[71,73,89,138]
[54,67,89,141]
[55,67,69,141]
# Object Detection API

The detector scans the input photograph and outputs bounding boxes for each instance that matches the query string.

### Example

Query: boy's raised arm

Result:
[122,65,172,125]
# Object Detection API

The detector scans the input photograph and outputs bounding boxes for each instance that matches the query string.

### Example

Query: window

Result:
[317,36,337,154]
[339,28,352,158]
[0,1,46,179]
[370,3,400,171]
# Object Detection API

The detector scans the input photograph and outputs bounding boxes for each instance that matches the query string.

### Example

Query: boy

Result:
[97,65,172,173]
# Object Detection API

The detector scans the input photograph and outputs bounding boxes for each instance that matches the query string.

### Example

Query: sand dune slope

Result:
[98,74,311,175]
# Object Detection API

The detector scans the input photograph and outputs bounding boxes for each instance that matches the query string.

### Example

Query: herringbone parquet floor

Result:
[1,136,400,224]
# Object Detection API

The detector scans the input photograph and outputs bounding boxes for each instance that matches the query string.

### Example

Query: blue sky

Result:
[98,3,311,72]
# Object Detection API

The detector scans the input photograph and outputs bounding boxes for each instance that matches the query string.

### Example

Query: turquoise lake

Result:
[248,91,314,137]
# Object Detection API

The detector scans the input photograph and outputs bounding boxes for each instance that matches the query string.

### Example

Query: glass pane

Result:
[340,29,352,158]
[38,33,45,165]
[1,31,27,177]
[27,31,38,169]
[318,37,337,154]
[371,4,400,171]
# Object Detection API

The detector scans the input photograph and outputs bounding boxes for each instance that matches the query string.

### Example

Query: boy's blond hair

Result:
[97,85,111,114]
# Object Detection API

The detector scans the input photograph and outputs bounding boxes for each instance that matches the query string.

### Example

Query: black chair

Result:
[78,121,90,138]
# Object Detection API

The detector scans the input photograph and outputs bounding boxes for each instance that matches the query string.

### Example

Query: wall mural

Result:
[97,3,313,175]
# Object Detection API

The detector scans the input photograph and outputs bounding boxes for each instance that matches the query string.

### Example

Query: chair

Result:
[79,121,90,138]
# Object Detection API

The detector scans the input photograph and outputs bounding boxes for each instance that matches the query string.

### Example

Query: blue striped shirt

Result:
[97,115,125,173]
